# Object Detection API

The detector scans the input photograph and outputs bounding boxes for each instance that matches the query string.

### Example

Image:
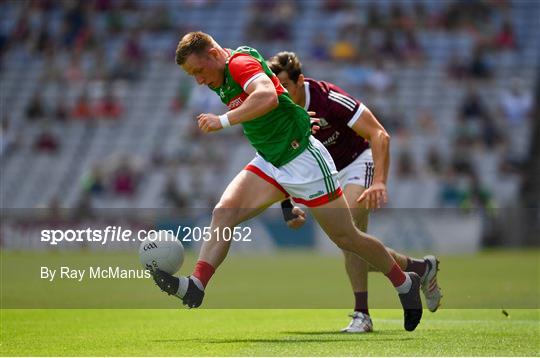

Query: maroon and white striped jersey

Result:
[304,78,370,171]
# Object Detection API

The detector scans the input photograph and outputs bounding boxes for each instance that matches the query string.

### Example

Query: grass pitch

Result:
[2,309,539,356]
[1,250,539,356]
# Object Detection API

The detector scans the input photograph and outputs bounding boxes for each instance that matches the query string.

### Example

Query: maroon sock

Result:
[192,260,215,288]
[405,258,427,278]
[354,291,369,316]
[385,262,407,287]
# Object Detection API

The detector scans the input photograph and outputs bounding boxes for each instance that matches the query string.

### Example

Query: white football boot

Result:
[341,312,373,333]
[421,255,442,312]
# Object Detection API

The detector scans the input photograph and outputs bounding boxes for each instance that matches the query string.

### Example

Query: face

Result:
[277,71,304,105]
[182,49,225,88]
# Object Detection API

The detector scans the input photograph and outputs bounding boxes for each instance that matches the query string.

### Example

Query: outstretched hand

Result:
[357,182,388,209]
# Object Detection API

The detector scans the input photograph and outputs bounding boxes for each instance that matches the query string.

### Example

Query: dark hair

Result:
[175,31,214,65]
[267,51,303,83]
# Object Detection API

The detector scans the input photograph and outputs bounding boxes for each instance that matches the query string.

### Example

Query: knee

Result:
[351,209,369,231]
[212,199,241,226]
[342,249,356,260]
[333,227,370,251]
[332,230,357,251]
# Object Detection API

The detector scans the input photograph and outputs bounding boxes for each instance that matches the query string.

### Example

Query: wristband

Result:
[219,114,231,128]
[280,199,299,222]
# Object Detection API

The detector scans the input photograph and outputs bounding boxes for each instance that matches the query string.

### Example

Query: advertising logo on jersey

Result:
[322,130,340,146]
[227,95,245,109]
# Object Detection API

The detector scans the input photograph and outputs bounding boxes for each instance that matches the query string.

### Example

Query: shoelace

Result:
[427,277,438,293]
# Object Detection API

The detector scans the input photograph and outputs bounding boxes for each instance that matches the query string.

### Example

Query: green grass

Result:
[1,250,539,356]
[1,250,539,309]
[1,309,539,356]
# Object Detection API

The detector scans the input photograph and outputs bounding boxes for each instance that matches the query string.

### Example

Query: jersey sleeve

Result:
[325,83,366,128]
[228,55,267,92]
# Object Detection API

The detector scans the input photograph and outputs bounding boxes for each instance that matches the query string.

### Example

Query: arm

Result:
[351,106,391,208]
[226,76,278,125]
[352,106,390,185]
[197,55,279,133]
[197,76,278,132]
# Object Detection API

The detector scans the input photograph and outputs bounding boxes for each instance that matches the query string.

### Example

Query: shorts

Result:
[337,149,374,189]
[245,136,342,207]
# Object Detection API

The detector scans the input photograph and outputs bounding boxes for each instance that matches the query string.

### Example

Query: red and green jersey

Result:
[209,46,311,167]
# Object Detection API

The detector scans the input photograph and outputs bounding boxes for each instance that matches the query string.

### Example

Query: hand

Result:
[197,113,222,133]
[357,182,388,209]
[308,111,321,134]
[286,206,307,229]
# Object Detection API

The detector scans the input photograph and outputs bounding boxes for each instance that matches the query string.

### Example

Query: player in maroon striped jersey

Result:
[269,52,442,333]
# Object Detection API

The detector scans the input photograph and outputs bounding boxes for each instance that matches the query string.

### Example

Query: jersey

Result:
[303,78,370,171]
[209,46,311,167]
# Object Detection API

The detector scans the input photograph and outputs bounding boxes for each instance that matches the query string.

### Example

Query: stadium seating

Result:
[0,0,538,210]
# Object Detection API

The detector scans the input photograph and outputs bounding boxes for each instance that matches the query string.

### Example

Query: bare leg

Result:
[387,248,409,270]
[198,169,287,268]
[310,194,423,331]
[310,194,396,274]
[341,184,370,293]
[151,169,288,308]
[342,184,410,279]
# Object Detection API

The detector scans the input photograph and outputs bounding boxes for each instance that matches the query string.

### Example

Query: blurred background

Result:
[0,0,539,252]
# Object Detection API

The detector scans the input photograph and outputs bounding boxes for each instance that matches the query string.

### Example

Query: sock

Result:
[192,260,215,288]
[405,258,427,278]
[354,291,369,316]
[176,276,189,297]
[385,263,412,294]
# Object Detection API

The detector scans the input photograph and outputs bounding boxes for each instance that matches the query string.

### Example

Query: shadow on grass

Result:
[283,330,407,336]
[152,331,414,344]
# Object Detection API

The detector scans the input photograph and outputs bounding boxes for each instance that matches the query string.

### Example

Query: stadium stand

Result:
[0,0,538,215]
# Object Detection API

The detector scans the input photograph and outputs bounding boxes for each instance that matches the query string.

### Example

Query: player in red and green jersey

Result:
[269,52,442,333]
[151,32,423,332]
[207,45,311,167]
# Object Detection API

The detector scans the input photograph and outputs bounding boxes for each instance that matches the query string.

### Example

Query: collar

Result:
[225,48,232,64]
[303,81,311,110]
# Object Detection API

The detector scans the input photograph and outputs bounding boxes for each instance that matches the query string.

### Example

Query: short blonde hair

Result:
[175,31,215,65]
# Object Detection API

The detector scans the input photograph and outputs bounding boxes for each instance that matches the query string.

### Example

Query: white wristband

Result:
[219,114,231,128]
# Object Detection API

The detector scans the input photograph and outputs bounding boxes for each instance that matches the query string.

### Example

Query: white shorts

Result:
[245,136,342,207]
[337,149,374,189]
